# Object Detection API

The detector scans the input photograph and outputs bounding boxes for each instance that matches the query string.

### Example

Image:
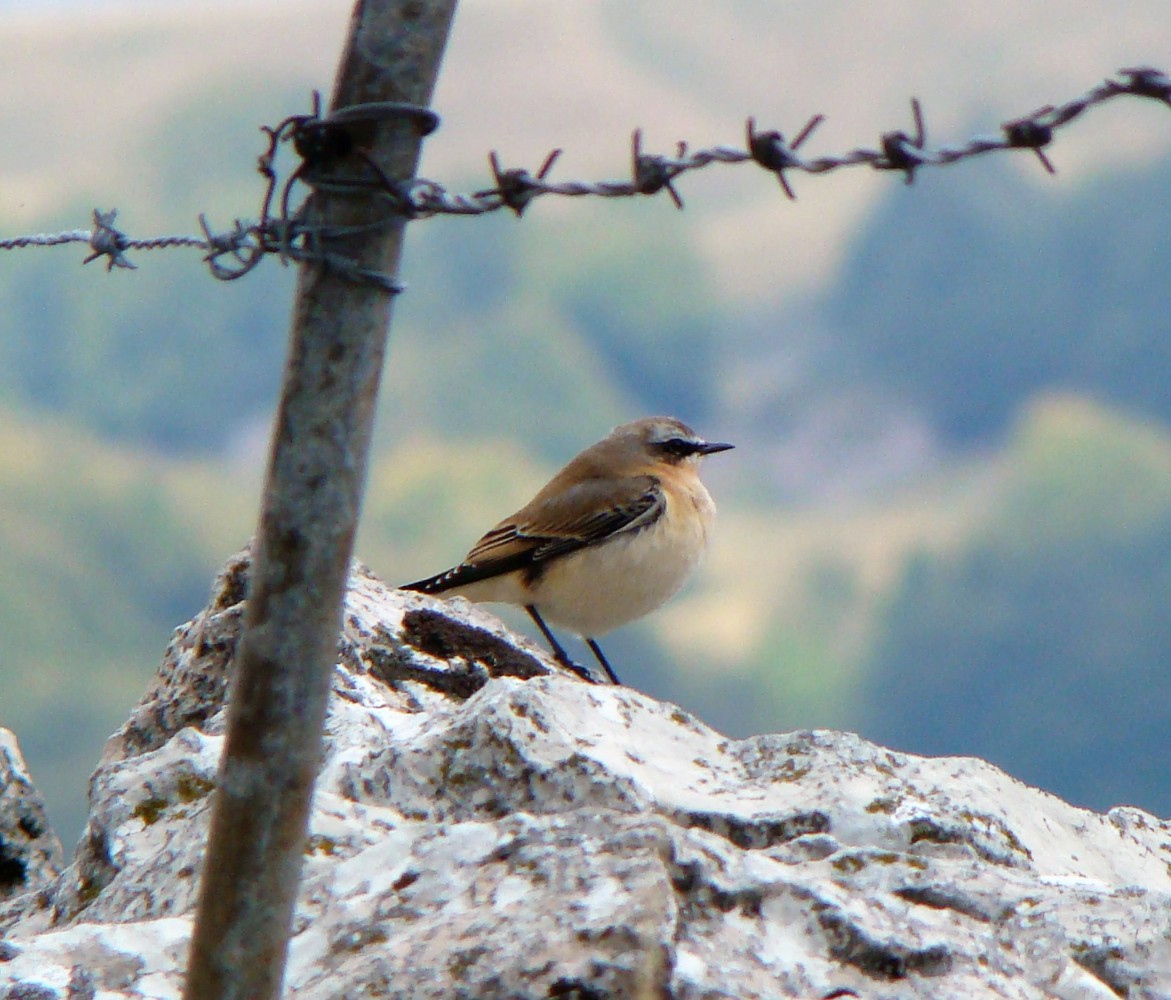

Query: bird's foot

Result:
[553,653,606,684]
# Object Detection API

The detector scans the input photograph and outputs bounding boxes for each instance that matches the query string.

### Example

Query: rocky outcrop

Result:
[0,730,64,912]
[1,550,1169,998]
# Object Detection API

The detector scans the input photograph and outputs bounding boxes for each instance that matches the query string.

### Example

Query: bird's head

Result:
[614,416,734,468]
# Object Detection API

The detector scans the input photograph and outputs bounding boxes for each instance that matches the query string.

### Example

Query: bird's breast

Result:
[531,480,715,636]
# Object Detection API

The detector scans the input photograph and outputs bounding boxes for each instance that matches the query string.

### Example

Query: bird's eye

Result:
[658,437,697,458]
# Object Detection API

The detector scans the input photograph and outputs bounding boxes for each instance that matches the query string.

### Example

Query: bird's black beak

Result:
[697,440,734,455]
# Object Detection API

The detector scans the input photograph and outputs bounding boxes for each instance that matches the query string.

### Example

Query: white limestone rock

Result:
[1,549,1169,999]
[0,729,64,914]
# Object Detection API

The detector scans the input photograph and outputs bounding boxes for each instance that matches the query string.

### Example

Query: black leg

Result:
[526,606,596,683]
[585,638,622,685]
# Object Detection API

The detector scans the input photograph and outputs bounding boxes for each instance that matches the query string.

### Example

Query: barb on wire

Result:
[484,148,562,216]
[1002,108,1057,174]
[631,129,688,209]
[84,209,135,270]
[746,113,824,199]
[875,98,928,184]
[1,66,1168,276]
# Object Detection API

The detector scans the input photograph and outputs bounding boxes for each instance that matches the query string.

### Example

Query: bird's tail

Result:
[401,561,509,594]
[399,568,461,594]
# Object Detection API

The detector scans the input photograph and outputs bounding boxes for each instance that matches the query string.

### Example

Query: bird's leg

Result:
[585,638,622,686]
[525,605,597,683]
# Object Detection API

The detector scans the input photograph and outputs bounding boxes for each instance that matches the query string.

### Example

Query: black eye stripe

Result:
[657,437,698,457]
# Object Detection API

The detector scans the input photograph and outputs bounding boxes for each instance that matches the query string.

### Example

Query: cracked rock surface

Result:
[1,549,1169,998]
[0,730,64,911]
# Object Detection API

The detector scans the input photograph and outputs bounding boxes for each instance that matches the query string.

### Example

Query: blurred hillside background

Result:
[2,0,1170,844]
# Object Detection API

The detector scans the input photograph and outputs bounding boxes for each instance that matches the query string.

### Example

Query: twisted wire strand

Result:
[1,67,1166,277]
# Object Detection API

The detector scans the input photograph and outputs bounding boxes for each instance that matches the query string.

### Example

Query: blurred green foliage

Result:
[856,398,1171,814]
[827,155,1171,444]
[0,409,254,841]
[0,222,294,450]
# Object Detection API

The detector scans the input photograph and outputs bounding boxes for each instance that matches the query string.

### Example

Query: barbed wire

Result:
[1,66,1168,285]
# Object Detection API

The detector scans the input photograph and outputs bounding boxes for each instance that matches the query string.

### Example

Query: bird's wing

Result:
[402,476,663,594]
[471,474,664,564]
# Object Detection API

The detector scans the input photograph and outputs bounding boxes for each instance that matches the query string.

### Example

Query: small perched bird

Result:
[401,416,733,685]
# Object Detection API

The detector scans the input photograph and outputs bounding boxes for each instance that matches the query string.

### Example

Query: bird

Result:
[400,416,733,685]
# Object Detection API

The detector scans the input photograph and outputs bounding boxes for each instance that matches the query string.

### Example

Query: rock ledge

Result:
[1,551,1168,999]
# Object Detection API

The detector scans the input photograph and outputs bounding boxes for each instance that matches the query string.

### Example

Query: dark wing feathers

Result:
[401,553,534,594]
[401,476,664,594]
[524,489,663,562]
